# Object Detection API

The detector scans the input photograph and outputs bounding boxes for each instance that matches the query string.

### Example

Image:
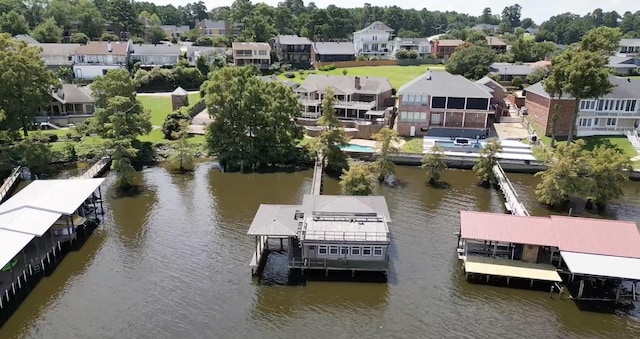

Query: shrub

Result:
[342,69,348,75]
[70,33,89,44]
[134,67,175,91]
[512,76,524,89]
[162,111,191,140]
[100,33,119,42]
[132,36,145,44]
[318,63,336,71]
[173,66,205,90]
[47,134,59,142]
[285,72,295,78]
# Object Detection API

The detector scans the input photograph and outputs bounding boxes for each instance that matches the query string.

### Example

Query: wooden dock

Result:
[76,156,111,179]
[0,167,22,203]
[493,162,529,216]
[310,154,324,196]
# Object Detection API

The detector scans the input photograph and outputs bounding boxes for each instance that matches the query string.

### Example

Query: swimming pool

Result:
[340,143,376,152]
[436,141,483,148]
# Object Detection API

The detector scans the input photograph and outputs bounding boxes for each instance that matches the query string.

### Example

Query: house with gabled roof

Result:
[311,42,356,64]
[274,35,312,68]
[129,43,181,68]
[39,83,95,127]
[72,41,131,80]
[353,21,395,59]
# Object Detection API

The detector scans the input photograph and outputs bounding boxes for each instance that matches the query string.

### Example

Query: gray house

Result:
[608,56,640,75]
[247,194,392,279]
[274,35,312,68]
[129,43,181,68]
[40,83,95,127]
[186,46,227,66]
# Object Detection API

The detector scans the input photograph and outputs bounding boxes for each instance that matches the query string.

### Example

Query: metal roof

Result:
[561,251,640,280]
[0,229,34,269]
[277,35,311,45]
[398,71,493,99]
[0,207,62,236]
[301,194,391,222]
[313,42,356,56]
[129,43,180,56]
[460,211,558,247]
[247,204,300,237]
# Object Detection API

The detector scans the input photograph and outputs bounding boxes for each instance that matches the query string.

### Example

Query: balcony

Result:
[579,111,640,117]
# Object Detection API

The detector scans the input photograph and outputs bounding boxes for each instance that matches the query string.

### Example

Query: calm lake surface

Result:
[1,164,640,338]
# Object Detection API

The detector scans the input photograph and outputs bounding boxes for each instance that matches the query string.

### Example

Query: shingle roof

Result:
[14,34,39,44]
[313,42,356,55]
[476,76,506,92]
[526,76,640,99]
[395,37,430,46]
[301,194,391,222]
[75,41,128,55]
[129,43,180,55]
[39,43,81,57]
[486,36,506,46]
[434,39,465,47]
[354,21,394,34]
[201,20,226,29]
[186,46,227,56]
[296,74,392,96]
[50,84,94,104]
[398,71,492,99]
[277,35,312,45]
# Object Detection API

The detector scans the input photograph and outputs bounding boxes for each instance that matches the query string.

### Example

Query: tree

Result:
[0,10,29,36]
[149,24,166,43]
[527,65,551,83]
[31,18,63,43]
[520,18,534,29]
[339,163,376,196]
[421,144,447,185]
[196,55,210,75]
[167,118,195,173]
[0,34,58,136]
[480,7,498,25]
[204,66,304,170]
[372,126,398,182]
[583,145,631,210]
[535,140,587,206]
[580,26,623,56]
[313,87,349,175]
[544,49,612,144]
[70,32,90,44]
[472,138,503,187]
[18,137,52,177]
[162,110,190,140]
[57,66,73,83]
[90,68,137,109]
[446,44,496,80]
[501,4,522,29]
[511,76,524,89]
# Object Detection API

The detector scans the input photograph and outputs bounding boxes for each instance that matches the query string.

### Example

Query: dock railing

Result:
[76,156,111,179]
[493,162,529,216]
[0,167,22,203]
[301,230,389,242]
[310,153,324,195]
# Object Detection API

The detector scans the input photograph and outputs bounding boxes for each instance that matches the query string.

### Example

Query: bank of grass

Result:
[401,137,423,154]
[139,92,201,127]
[279,64,445,89]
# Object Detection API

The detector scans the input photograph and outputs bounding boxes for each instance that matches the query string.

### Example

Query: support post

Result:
[615,281,622,302]
[492,242,497,258]
[578,280,585,300]
[280,238,283,251]
[98,186,104,215]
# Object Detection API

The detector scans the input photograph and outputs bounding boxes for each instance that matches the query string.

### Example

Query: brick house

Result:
[523,76,640,137]
[430,39,464,58]
[396,71,494,137]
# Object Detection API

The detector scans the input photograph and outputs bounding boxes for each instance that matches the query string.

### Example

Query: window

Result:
[329,246,339,255]
[579,118,592,127]
[373,246,383,256]
[400,112,428,123]
[340,246,349,255]
[606,118,617,126]
[362,246,372,256]
[258,50,267,56]
[351,246,361,255]
[597,99,604,111]
[318,245,327,255]
[627,100,637,112]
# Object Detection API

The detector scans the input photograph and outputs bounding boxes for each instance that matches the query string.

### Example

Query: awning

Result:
[464,256,562,282]
[561,251,640,280]
[365,110,386,116]
[0,229,34,268]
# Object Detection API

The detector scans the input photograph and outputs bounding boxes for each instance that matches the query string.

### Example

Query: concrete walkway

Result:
[189,109,213,135]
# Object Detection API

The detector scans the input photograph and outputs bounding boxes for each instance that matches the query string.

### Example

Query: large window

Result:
[579,100,596,111]
[329,246,339,255]
[431,96,446,109]
[351,246,361,255]
[362,246,372,256]
[401,95,428,106]
[579,118,592,127]
[400,112,428,123]
[340,246,349,255]
[466,98,489,110]
[606,118,617,126]
[318,245,327,255]
[446,97,465,110]
[373,246,384,256]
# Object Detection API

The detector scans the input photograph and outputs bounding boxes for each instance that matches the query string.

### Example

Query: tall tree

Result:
[446,43,496,80]
[0,34,58,136]
[501,4,522,29]
[313,87,349,175]
[584,145,631,210]
[372,126,398,182]
[535,139,588,206]
[0,10,29,36]
[479,7,497,25]
[31,18,63,43]
[421,144,447,186]
[580,26,623,56]
[90,68,137,109]
[472,138,503,187]
[339,163,376,196]
[204,66,303,170]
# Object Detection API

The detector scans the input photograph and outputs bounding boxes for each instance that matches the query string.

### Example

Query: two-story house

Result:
[618,38,640,57]
[311,42,356,64]
[396,71,493,137]
[391,37,431,58]
[73,41,130,80]
[37,43,81,72]
[274,35,312,68]
[186,46,228,66]
[524,76,640,137]
[353,21,395,59]
[40,83,95,127]
[161,25,190,40]
[232,42,271,69]
[129,43,181,68]
[430,39,465,58]
[486,36,507,54]
[294,74,393,119]
[196,20,227,37]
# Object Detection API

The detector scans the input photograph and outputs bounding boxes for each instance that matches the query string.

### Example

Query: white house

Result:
[232,42,271,69]
[129,43,180,68]
[73,41,130,80]
[353,21,395,60]
[618,39,640,57]
[391,37,431,59]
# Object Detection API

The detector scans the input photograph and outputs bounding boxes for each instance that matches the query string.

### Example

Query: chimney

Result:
[107,41,112,53]
[354,76,361,89]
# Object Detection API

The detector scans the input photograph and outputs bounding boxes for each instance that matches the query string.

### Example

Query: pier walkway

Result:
[76,156,111,179]
[0,167,22,203]
[493,162,529,216]
[310,154,324,196]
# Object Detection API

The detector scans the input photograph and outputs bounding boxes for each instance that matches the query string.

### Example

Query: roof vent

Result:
[426,69,432,80]
[107,41,112,52]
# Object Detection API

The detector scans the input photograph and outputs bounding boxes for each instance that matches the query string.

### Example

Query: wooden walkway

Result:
[0,167,22,203]
[493,162,529,216]
[76,156,111,179]
[310,154,324,196]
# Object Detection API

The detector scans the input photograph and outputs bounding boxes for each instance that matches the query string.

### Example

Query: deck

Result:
[463,256,562,283]
[310,154,324,196]
[493,162,529,216]
[290,257,389,272]
[0,167,22,203]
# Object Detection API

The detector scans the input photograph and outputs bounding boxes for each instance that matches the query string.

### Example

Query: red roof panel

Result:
[460,211,558,247]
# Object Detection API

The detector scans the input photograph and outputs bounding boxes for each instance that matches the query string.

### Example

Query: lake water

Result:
[1,164,639,338]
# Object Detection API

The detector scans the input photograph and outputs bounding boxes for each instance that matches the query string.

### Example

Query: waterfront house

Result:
[489,63,533,81]
[294,74,393,119]
[475,76,506,106]
[196,20,227,37]
[247,194,392,280]
[37,43,81,72]
[524,76,640,137]
[430,39,465,58]
[486,36,507,54]
[391,37,432,59]
[618,38,640,57]
[273,35,312,69]
[161,25,190,39]
[458,211,640,301]
[311,42,356,64]
[129,43,181,68]
[232,42,271,69]
[607,56,640,76]
[40,83,95,127]
[72,41,130,80]
[396,71,493,137]
[186,46,227,66]
[353,21,395,60]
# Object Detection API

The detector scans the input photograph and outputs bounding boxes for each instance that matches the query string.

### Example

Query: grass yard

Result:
[400,137,423,154]
[279,64,445,89]
[138,92,201,127]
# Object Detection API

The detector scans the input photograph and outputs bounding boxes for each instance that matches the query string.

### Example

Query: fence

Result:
[313,58,445,69]
[0,167,22,203]
[186,98,206,118]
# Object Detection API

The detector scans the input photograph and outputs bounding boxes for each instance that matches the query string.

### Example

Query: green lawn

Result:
[400,138,423,154]
[279,64,445,89]
[138,92,201,127]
